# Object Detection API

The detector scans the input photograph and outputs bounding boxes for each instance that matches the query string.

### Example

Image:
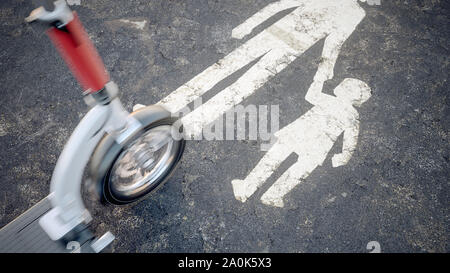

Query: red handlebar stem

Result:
[47,12,109,93]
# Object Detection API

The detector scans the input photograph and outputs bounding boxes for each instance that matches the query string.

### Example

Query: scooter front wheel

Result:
[89,106,185,205]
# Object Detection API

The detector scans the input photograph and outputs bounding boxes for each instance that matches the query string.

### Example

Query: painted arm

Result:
[332,119,359,167]
[315,4,366,81]
[232,0,302,39]
[304,79,329,106]
[305,28,355,105]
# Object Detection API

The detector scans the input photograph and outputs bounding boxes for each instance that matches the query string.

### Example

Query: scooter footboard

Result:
[0,197,96,253]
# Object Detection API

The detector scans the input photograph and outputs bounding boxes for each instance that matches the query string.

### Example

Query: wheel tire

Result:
[89,106,185,205]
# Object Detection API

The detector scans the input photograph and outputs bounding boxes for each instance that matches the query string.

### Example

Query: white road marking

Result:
[157,0,366,138]
[232,78,371,207]
[119,19,147,30]
[138,0,373,207]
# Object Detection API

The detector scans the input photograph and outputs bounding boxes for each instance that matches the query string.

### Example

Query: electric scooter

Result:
[0,0,185,253]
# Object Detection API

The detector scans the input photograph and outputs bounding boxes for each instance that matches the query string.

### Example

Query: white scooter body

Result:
[39,83,133,243]
[0,1,185,253]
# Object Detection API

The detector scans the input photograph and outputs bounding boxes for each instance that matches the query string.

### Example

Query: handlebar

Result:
[26,0,109,93]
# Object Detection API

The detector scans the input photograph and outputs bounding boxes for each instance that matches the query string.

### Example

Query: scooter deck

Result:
[0,197,94,253]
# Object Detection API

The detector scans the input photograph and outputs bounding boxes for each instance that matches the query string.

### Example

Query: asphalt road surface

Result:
[0,0,448,252]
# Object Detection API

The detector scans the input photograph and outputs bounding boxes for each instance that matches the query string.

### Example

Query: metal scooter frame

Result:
[13,0,180,251]
[40,83,137,242]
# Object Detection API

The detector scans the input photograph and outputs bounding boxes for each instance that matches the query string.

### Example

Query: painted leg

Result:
[231,141,290,203]
[158,32,283,113]
[182,46,298,137]
[261,160,317,207]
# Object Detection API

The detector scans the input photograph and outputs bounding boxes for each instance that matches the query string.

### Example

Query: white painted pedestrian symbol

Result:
[158,0,368,138]
[135,0,377,207]
[231,78,371,207]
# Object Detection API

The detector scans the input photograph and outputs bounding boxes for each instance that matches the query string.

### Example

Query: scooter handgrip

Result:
[47,12,109,93]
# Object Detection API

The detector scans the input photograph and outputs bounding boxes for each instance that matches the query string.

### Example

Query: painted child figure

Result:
[231,76,371,207]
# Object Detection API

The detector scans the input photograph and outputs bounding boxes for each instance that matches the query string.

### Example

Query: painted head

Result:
[333,78,371,107]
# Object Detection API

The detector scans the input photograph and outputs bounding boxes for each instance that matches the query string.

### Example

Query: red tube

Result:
[47,12,109,93]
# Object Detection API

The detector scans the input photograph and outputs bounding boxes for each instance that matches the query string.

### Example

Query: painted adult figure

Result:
[158,0,368,137]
